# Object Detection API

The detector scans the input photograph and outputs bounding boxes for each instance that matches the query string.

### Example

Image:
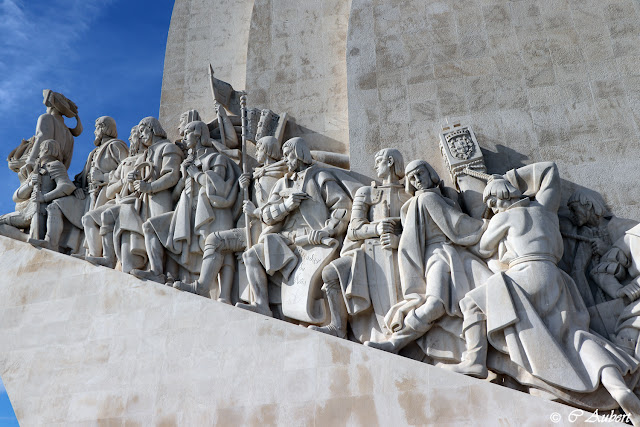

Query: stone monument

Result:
[3,0,640,424]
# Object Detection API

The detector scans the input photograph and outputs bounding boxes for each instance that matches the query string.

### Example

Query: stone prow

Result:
[0,236,612,425]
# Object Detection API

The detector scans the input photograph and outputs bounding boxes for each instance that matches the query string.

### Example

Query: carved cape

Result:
[147,148,241,275]
[467,162,640,409]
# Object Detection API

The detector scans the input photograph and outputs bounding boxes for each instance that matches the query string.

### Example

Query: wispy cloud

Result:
[0,0,115,112]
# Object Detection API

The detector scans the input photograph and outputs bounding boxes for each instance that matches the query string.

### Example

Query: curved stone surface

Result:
[0,236,604,425]
[160,0,255,142]
[245,0,351,153]
[346,0,640,219]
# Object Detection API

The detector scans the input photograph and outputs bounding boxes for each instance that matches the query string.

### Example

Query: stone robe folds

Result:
[113,140,183,266]
[255,165,358,283]
[328,183,410,343]
[386,187,492,361]
[55,138,128,229]
[147,149,241,277]
[593,225,640,357]
[467,162,640,410]
[30,112,75,170]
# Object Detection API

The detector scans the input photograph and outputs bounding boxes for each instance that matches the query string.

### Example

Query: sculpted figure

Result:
[239,137,354,317]
[592,225,640,358]
[110,117,183,273]
[76,126,144,268]
[176,109,201,154]
[31,117,127,253]
[309,149,410,341]
[132,121,240,285]
[446,162,640,422]
[559,189,637,306]
[23,90,82,175]
[173,136,286,301]
[0,140,75,241]
[364,161,491,355]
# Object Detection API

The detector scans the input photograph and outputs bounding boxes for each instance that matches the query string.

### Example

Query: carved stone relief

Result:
[5,79,640,423]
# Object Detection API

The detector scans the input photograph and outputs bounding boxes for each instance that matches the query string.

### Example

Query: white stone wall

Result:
[245,0,352,154]
[346,0,640,219]
[0,236,603,425]
[159,0,255,143]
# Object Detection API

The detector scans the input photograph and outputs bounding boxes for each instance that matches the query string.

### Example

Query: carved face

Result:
[138,124,154,147]
[94,123,105,143]
[407,165,434,192]
[374,154,392,179]
[569,202,592,227]
[129,127,139,144]
[486,196,512,214]
[183,129,199,150]
[284,146,299,172]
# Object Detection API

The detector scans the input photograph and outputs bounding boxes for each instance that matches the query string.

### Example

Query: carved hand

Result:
[591,239,608,256]
[29,173,39,186]
[243,200,259,218]
[90,169,106,184]
[308,229,330,245]
[20,163,34,177]
[74,187,86,200]
[239,173,252,190]
[187,164,200,178]
[33,192,45,203]
[134,180,152,193]
[284,192,307,211]
[376,219,395,236]
[127,171,139,183]
[380,233,399,250]
[618,282,640,302]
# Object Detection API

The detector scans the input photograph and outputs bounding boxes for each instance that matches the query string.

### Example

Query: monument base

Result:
[0,237,616,425]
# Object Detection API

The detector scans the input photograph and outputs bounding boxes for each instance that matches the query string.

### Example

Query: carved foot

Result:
[28,238,51,250]
[217,297,232,305]
[85,255,116,269]
[308,324,346,339]
[173,280,196,293]
[441,360,488,379]
[235,302,273,317]
[363,340,401,354]
[130,269,166,284]
[70,253,86,260]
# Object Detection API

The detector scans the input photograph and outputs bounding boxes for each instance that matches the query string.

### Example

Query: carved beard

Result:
[94,132,103,146]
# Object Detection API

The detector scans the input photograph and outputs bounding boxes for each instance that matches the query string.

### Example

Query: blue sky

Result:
[0,0,174,423]
[0,0,174,213]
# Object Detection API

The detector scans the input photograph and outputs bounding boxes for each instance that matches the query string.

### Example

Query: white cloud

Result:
[0,0,114,113]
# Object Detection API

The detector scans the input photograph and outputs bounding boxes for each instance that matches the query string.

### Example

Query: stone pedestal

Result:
[0,237,617,425]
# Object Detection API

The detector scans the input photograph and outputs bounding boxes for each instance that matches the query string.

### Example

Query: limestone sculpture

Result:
[560,189,638,308]
[133,120,240,286]
[238,137,357,318]
[7,88,640,424]
[173,135,287,302]
[364,160,492,357]
[309,148,410,342]
[22,89,82,176]
[77,126,144,268]
[592,225,640,359]
[115,117,184,273]
[443,163,640,422]
[30,116,127,253]
[0,139,76,242]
